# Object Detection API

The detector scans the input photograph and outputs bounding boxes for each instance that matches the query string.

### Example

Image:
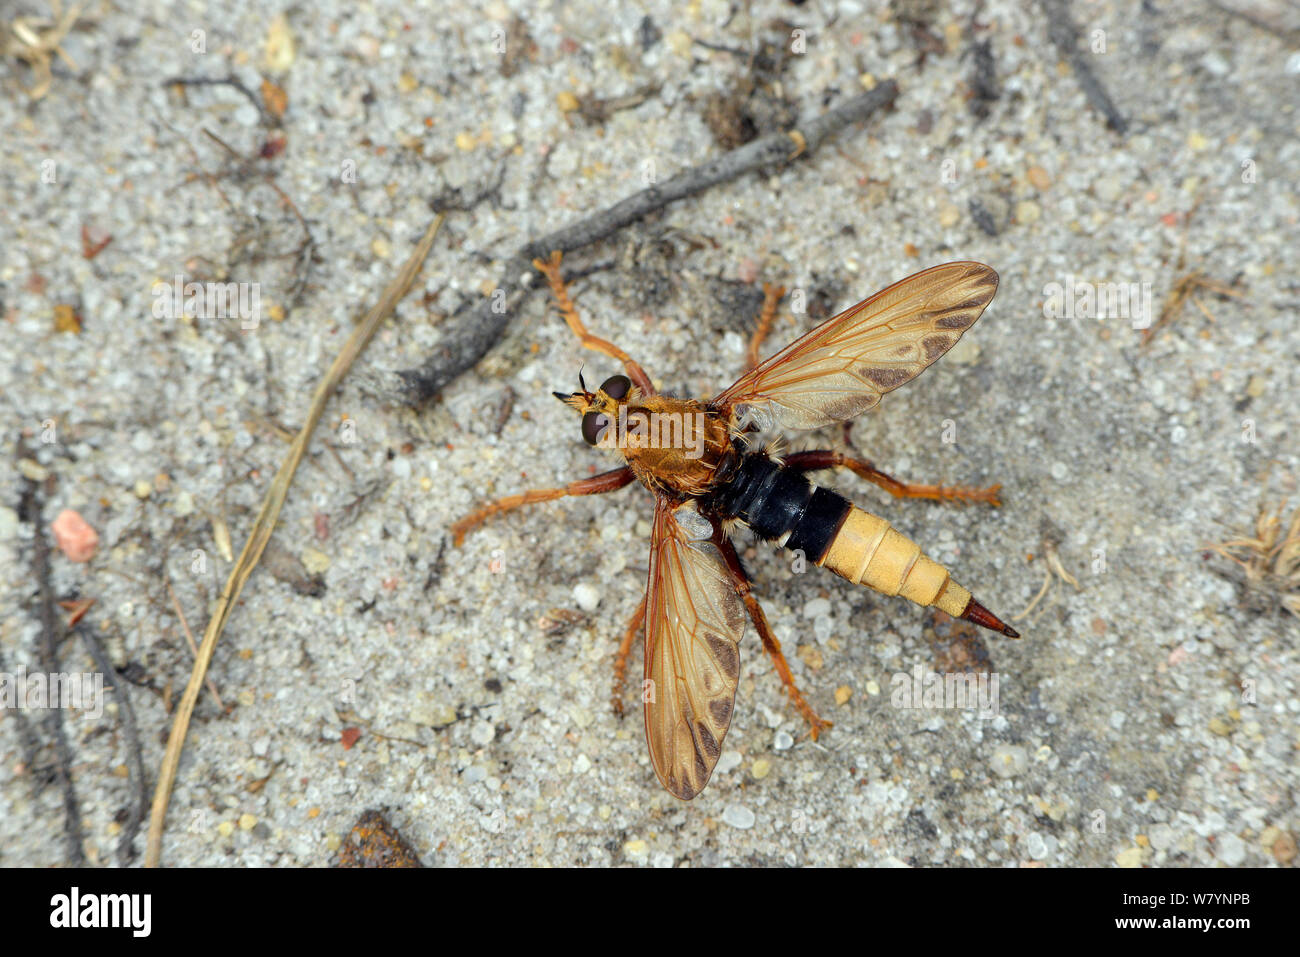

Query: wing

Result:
[713,262,999,432]
[643,497,745,800]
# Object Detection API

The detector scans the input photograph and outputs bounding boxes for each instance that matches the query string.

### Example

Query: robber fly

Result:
[452,252,1018,801]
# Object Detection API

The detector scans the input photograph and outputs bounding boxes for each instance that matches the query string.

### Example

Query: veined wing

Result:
[713,262,999,432]
[643,497,745,800]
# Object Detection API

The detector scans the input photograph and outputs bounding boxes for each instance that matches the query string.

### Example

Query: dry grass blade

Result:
[1,1,82,100]
[145,214,445,867]
[1143,270,1245,345]
[1208,499,1300,619]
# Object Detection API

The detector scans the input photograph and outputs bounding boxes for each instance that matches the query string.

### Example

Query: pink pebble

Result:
[51,509,99,562]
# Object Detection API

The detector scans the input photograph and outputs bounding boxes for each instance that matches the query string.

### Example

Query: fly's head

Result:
[553,373,638,449]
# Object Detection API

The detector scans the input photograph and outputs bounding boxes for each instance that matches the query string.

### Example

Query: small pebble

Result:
[990,744,1028,779]
[1272,830,1297,864]
[722,805,755,829]
[1149,823,1175,851]
[802,597,831,619]
[1115,846,1144,868]
[1015,200,1041,224]
[51,509,99,562]
[1216,833,1246,866]
[1200,52,1229,77]
[665,30,692,57]
[301,547,330,574]
[751,758,772,779]
[1094,175,1124,203]
[1207,716,1234,737]
[772,731,793,751]
[716,751,742,775]
[0,506,18,541]
[573,582,601,612]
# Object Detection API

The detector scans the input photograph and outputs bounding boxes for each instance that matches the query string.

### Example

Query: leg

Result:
[533,251,656,395]
[610,594,646,718]
[713,531,832,740]
[450,466,635,545]
[783,449,1002,506]
[745,282,785,372]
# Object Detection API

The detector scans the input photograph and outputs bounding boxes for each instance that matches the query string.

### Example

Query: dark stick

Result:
[1208,0,1300,43]
[18,454,85,865]
[162,74,275,127]
[392,81,899,408]
[1038,0,1128,134]
[0,645,43,793]
[78,622,148,865]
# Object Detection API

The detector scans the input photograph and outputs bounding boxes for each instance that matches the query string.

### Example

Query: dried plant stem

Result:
[145,214,446,867]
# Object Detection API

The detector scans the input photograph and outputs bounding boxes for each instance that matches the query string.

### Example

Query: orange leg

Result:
[450,466,635,545]
[745,282,785,372]
[783,449,1002,506]
[533,251,656,396]
[610,594,646,718]
[714,532,832,740]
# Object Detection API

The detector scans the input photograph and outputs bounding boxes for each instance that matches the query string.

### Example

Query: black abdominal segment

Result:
[709,454,851,562]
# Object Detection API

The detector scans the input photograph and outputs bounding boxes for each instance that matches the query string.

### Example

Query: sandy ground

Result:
[1,0,1297,867]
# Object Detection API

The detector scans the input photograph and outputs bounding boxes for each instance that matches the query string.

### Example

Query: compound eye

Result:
[599,374,631,400]
[581,411,610,446]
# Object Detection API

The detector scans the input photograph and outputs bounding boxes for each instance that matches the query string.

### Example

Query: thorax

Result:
[610,396,734,497]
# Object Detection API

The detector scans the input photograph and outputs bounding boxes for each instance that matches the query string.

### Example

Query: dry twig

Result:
[392,82,900,407]
[1038,0,1128,134]
[16,442,84,864]
[76,622,148,865]
[144,215,446,866]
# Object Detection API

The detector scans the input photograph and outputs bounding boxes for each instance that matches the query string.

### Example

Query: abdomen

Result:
[707,454,984,623]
